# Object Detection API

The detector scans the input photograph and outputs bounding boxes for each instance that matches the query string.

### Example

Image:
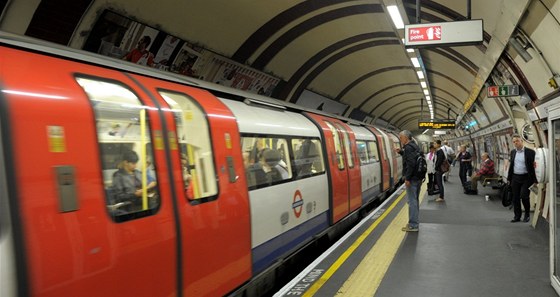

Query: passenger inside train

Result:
[110,150,158,211]
[242,137,293,187]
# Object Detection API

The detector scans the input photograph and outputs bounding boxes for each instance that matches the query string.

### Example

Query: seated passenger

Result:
[111,150,157,210]
[262,149,289,182]
[466,152,495,195]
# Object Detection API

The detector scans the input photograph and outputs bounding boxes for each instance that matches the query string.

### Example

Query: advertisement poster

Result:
[83,10,280,96]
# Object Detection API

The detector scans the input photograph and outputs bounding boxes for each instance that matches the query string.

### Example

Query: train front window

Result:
[159,90,218,201]
[76,77,160,222]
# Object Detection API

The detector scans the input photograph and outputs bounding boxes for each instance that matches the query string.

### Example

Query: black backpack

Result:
[415,151,427,180]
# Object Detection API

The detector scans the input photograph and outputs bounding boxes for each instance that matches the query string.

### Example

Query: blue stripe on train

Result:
[251,211,330,275]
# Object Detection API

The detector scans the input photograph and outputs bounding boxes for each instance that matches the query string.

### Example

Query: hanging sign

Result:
[405,20,483,47]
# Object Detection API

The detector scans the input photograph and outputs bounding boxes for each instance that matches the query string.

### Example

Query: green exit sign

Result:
[487,85,520,97]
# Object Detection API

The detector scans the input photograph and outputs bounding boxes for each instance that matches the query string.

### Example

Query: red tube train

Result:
[0,34,403,297]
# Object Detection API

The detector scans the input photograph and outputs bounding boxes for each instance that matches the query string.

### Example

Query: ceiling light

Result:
[411,57,420,68]
[417,71,424,79]
[407,48,414,53]
[425,95,430,100]
[387,5,405,29]
[421,81,427,88]
[423,89,429,95]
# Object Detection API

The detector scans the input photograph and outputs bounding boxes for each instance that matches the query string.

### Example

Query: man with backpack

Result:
[396,130,422,232]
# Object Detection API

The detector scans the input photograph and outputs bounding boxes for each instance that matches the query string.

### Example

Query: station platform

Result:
[274,172,556,297]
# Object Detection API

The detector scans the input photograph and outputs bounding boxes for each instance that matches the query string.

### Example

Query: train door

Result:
[367,126,391,192]
[333,121,361,212]
[377,129,397,188]
[128,75,252,296]
[386,132,403,185]
[0,46,178,297]
[548,104,560,295]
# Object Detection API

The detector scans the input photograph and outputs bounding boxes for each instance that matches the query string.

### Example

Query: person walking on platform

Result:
[507,134,538,223]
[465,152,495,195]
[395,130,421,232]
[434,140,446,202]
[457,145,472,186]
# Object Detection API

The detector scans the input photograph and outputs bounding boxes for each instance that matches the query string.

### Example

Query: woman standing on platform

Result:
[426,143,437,194]
[434,140,446,202]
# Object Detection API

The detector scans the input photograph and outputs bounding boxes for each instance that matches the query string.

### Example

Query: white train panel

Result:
[248,175,330,248]
[219,99,321,137]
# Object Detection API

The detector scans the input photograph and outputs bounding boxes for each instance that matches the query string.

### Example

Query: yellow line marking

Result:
[300,182,427,297]
[335,183,427,296]
[302,190,407,297]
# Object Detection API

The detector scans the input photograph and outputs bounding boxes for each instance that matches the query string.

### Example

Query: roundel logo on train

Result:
[292,190,303,218]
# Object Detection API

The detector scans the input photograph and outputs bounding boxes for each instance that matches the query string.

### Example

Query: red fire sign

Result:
[408,26,442,42]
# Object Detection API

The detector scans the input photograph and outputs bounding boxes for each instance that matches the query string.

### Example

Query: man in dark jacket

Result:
[507,134,538,222]
[396,130,421,232]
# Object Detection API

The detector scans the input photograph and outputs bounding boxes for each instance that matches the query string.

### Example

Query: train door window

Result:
[76,77,160,222]
[325,122,345,170]
[158,90,217,200]
[292,138,325,178]
[367,141,380,162]
[241,136,292,188]
[334,123,354,168]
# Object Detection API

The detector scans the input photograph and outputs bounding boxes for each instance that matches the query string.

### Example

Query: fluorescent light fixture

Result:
[387,5,405,29]
[407,48,414,53]
[421,81,427,88]
[416,70,424,79]
[423,89,429,95]
[411,57,420,68]
[425,95,430,100]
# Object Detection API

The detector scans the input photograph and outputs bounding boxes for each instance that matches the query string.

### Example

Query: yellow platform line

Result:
[302,182,426,297]
[336,183,427,296]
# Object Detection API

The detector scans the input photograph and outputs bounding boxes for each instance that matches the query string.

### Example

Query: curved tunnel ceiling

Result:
[144,0,526,132]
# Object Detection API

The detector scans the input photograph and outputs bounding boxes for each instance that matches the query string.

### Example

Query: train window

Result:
[325,122,345,170]
[158,90,218,200]
[393,141,400,150]
[367,141,379,162]
[292,138,325,177]
[356,141,369,165]
[76,77,160,222]
[241,136,292,188]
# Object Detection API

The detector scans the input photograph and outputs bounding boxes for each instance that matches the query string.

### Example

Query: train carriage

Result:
[0,33,402,297]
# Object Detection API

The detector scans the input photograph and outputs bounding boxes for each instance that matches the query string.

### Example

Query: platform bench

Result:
[482,175,504,189]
